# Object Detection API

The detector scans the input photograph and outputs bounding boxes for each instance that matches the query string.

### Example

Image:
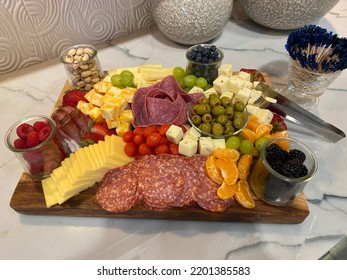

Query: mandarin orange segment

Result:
[205,155,223,184]
[275,139,290,152]
[214,158,239,186]
[255,123,273,139]
[246,121,259,132]
[270,130,289,138]
[212,147,240,163]
[249,115,259,123]
[217,181,237,200]
[237,154,253,181]
[235,180,255,209]
[240,128,256,143]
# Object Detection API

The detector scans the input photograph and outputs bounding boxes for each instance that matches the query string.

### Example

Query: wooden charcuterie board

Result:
[9,74,310,224]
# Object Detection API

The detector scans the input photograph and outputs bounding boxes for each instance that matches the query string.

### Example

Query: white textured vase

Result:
[151,0,233,45]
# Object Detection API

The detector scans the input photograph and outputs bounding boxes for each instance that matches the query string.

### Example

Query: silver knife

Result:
[254,82,346,143]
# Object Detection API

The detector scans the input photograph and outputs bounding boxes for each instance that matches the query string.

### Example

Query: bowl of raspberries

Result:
[250,137,318,206]
[5,115,67,179]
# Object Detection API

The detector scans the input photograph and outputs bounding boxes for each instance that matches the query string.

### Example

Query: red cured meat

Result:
[132,75,204,127]
[96,164,140,213]
[186,154,234,212]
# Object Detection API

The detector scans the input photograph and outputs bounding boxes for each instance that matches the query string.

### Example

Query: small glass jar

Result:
[249,137,317,206]
[186,44,224,85]
[59,44,104,92]
[5,116,68,179]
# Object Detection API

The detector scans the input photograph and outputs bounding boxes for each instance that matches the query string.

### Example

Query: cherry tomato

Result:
[133,127,145,135]
[169,143,179,155]
[160,136,169,145]
[158,124,171,136]
[143,126,157,138]
[146,132,162,148]
[124,142,138,157]
[154,144,170,155]
[133,134,145,146]
[138,143,153,155]
[122,131,134,143]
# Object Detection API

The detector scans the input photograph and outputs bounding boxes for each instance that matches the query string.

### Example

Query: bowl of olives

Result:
[187,94,249,139]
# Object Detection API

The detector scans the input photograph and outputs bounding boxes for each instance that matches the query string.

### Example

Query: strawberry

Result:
[81,132,104,146]
[271,113,287,133]
[16,123,34,139]
[90,121,114,137]
[240,68,265,82]
[62,89,87,107]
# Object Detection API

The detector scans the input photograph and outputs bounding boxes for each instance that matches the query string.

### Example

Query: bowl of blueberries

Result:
[187,95,249,139]
[186,44,224,85]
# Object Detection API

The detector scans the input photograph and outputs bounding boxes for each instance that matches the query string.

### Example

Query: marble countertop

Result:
[1,2,347,260]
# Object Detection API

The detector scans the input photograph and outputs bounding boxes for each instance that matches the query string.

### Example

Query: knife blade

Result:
[254,82,346,143]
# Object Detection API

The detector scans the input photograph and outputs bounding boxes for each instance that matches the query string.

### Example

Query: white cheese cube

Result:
[255,109,274,124]
[166,125,184,144]
[253,81,260,89]
[212,139,226,149]
[204,87,217,97]
[247,89,262,105]
[218,64,233,77]
[243,80,253,89]
[198,137,214,156]
[178,138,198,157]
[227,76,244,94]
[237,71,251,82]
[246,104,260,116]
[184,127,201,142]
[233,88,252,104]
[189,86,204,94]
[213,75,229,93]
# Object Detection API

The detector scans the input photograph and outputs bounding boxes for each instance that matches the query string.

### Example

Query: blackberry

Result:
[288,149,306,163]
[265,144,288,161]
[267,159,283,173]
[280,160,308,178]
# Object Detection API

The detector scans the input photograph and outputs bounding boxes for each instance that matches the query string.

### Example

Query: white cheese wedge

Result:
[183,127,201,142]
[246,104,260,116]
[227,76,244,94]
[178,138,198,157]
[212,138,226,149]
[189,86,204,94]
[218,64,233,77]
[237,71,251,82]
[213,75,229,93]
[255,108,274,124]
[204,87,217,97]
[166,124,184,144]
[198,137,214,156]
[220,91,234,100]
[234,88,252,104]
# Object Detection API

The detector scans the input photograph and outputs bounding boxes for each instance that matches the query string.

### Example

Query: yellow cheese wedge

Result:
[41,178,58,208]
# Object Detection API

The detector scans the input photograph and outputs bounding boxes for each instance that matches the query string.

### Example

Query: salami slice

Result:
[132,75,204,127]
[186,154,233,212]
[137,155,185,209]
[96,164,140,213]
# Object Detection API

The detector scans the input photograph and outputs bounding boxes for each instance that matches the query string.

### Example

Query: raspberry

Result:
[38,125,52,142]
[13,138,27,149]
[33,121,48,132]
[16,123,34,140]
[26,131,40,148]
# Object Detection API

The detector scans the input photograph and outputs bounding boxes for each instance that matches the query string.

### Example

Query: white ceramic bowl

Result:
[150,0,233,45]
[238,0,339,30]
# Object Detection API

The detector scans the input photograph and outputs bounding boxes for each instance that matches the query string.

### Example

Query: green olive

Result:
[221,96,231,107]
[211,105,226,117]
[191,114,202,126]
[234,101,245,112]
[212,123,224,136]
[209,96,221,107]
[233,117,245,130]
[199,122,212,134]
[202,113,212,123]
[225,106,234,119]
[224,126,235,135]
[216,115,228,125]
[199,97,209,104]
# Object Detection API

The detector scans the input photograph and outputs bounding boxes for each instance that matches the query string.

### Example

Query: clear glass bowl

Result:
[187,104,249,139]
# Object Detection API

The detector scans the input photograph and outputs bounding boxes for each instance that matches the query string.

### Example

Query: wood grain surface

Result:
[9,73,310,224]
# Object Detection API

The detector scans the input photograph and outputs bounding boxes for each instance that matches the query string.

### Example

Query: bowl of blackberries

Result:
[186,44,224,85]
[187,94,249,139]
[250,137,318,206]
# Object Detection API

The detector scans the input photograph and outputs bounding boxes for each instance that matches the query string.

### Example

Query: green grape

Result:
[255,136,269,151]
[111,74,123,87]
[239,139,255,154]
[122,75,134,87]
[173,67,186,78]
[196,77,208,88]
[120,70,134,79]
[176,76,185,88]
[183,74,197,88]
[226,136,241,150]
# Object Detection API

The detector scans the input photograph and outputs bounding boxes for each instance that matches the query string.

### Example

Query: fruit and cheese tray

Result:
[9,45,311,224]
